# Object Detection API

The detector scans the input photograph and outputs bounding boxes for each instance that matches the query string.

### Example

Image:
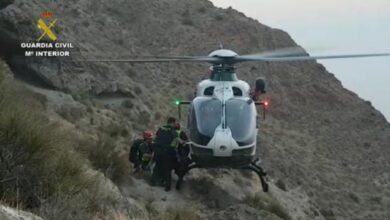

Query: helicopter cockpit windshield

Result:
[226,99,256,146]
[190,97,222,146]
[189,97,256,146]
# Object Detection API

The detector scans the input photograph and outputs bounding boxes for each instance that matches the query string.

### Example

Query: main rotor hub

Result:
[210,63,237,81]
[208,49,238,58]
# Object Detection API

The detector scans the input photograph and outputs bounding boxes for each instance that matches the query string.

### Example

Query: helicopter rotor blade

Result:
[79,56,219,63]
[236,53,390,62]
[239,46,308,59]
[72,47,389,64]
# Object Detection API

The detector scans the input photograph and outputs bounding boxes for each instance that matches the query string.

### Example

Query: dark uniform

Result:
[174,130,191,190]
[129,139,144,170]
[151,125,178,191]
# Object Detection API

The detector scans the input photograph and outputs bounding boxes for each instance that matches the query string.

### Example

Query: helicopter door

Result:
[189,97,222,146]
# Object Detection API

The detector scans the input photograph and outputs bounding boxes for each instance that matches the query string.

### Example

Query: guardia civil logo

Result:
[37,11,57,42]
[20,10,74,57]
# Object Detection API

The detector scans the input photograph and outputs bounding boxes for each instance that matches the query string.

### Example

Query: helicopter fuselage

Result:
[187,76,258,168]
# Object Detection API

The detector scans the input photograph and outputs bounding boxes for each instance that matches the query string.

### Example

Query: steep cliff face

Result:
[0,0,389,219]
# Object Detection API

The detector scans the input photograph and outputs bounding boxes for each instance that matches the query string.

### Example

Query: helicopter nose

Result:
[207,126,239,157]
[219,145,227,151]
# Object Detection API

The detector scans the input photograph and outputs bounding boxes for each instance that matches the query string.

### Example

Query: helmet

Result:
[143,131,153,140]
[174,122,181,130]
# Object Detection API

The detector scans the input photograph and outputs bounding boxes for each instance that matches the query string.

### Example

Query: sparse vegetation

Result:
[197,7,206,13]
[0,80,88,208]
[182,17,194,26]
[348,192,360,203]
[56,105,86,123]
[138,110,151,125]
[134,86,143,95]
[191,177,213,195]
[275,179,287,191]
[81,135,131,183]
[182,8,194,26]
[126,68,137,77]
[144,196,157,218]
[320,208,336,220]
[160,205,200,220]
[215,14,224,21]
[233,174,245,186]
[122,99,134,109]
[243,193,291,220]
[0,67,124,218]
[368,196,382,204]
[37,183,118,220]
[154,112,162,120]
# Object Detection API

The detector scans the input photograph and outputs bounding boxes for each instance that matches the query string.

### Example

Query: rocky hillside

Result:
[1,0,389,219]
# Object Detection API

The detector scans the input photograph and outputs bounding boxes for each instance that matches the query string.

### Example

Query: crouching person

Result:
[129,131,154,173]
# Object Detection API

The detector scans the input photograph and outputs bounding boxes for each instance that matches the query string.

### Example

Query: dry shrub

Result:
[197,7,206,13]
[38,180,119,220]
[160,205,200,220]
[190,177,213,195]
[144,196,157,218]
[0,69,4,84]
[82,135,131,184]
[320,208,336,220]
[0,81,90,209]
[182,9,194,26]
[56,105,85,123]
[275,179,287,191]
[244,193,291,220]
[0,71,119,218]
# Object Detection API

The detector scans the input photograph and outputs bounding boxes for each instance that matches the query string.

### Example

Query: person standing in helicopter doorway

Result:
[151,117,179,191]
[173,122,191,190]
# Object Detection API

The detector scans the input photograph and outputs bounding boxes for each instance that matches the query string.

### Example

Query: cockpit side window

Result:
[204,86,214,96]
[233,87,243,96]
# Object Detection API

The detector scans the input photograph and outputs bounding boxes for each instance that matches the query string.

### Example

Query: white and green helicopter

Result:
[91,47,390,192]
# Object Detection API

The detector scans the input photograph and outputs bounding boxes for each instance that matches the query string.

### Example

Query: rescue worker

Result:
[174,122,191,190]
[151,117,179,191]
[129,131,154,173]
[251,78,266,101]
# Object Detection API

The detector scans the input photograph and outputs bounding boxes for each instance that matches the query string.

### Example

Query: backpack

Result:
[154,126,178,148]
[129,139,143,163]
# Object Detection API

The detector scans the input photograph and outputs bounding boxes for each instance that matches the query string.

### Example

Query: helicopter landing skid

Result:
[242,161,269,192]
[175,161,268,192]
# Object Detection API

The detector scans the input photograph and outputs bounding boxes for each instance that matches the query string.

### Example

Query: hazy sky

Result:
[210,0,390,121]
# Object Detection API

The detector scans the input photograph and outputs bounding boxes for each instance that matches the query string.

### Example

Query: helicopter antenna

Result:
[219,42,224,49]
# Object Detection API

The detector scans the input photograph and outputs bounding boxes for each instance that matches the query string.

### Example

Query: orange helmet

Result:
[143,130,153,140]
